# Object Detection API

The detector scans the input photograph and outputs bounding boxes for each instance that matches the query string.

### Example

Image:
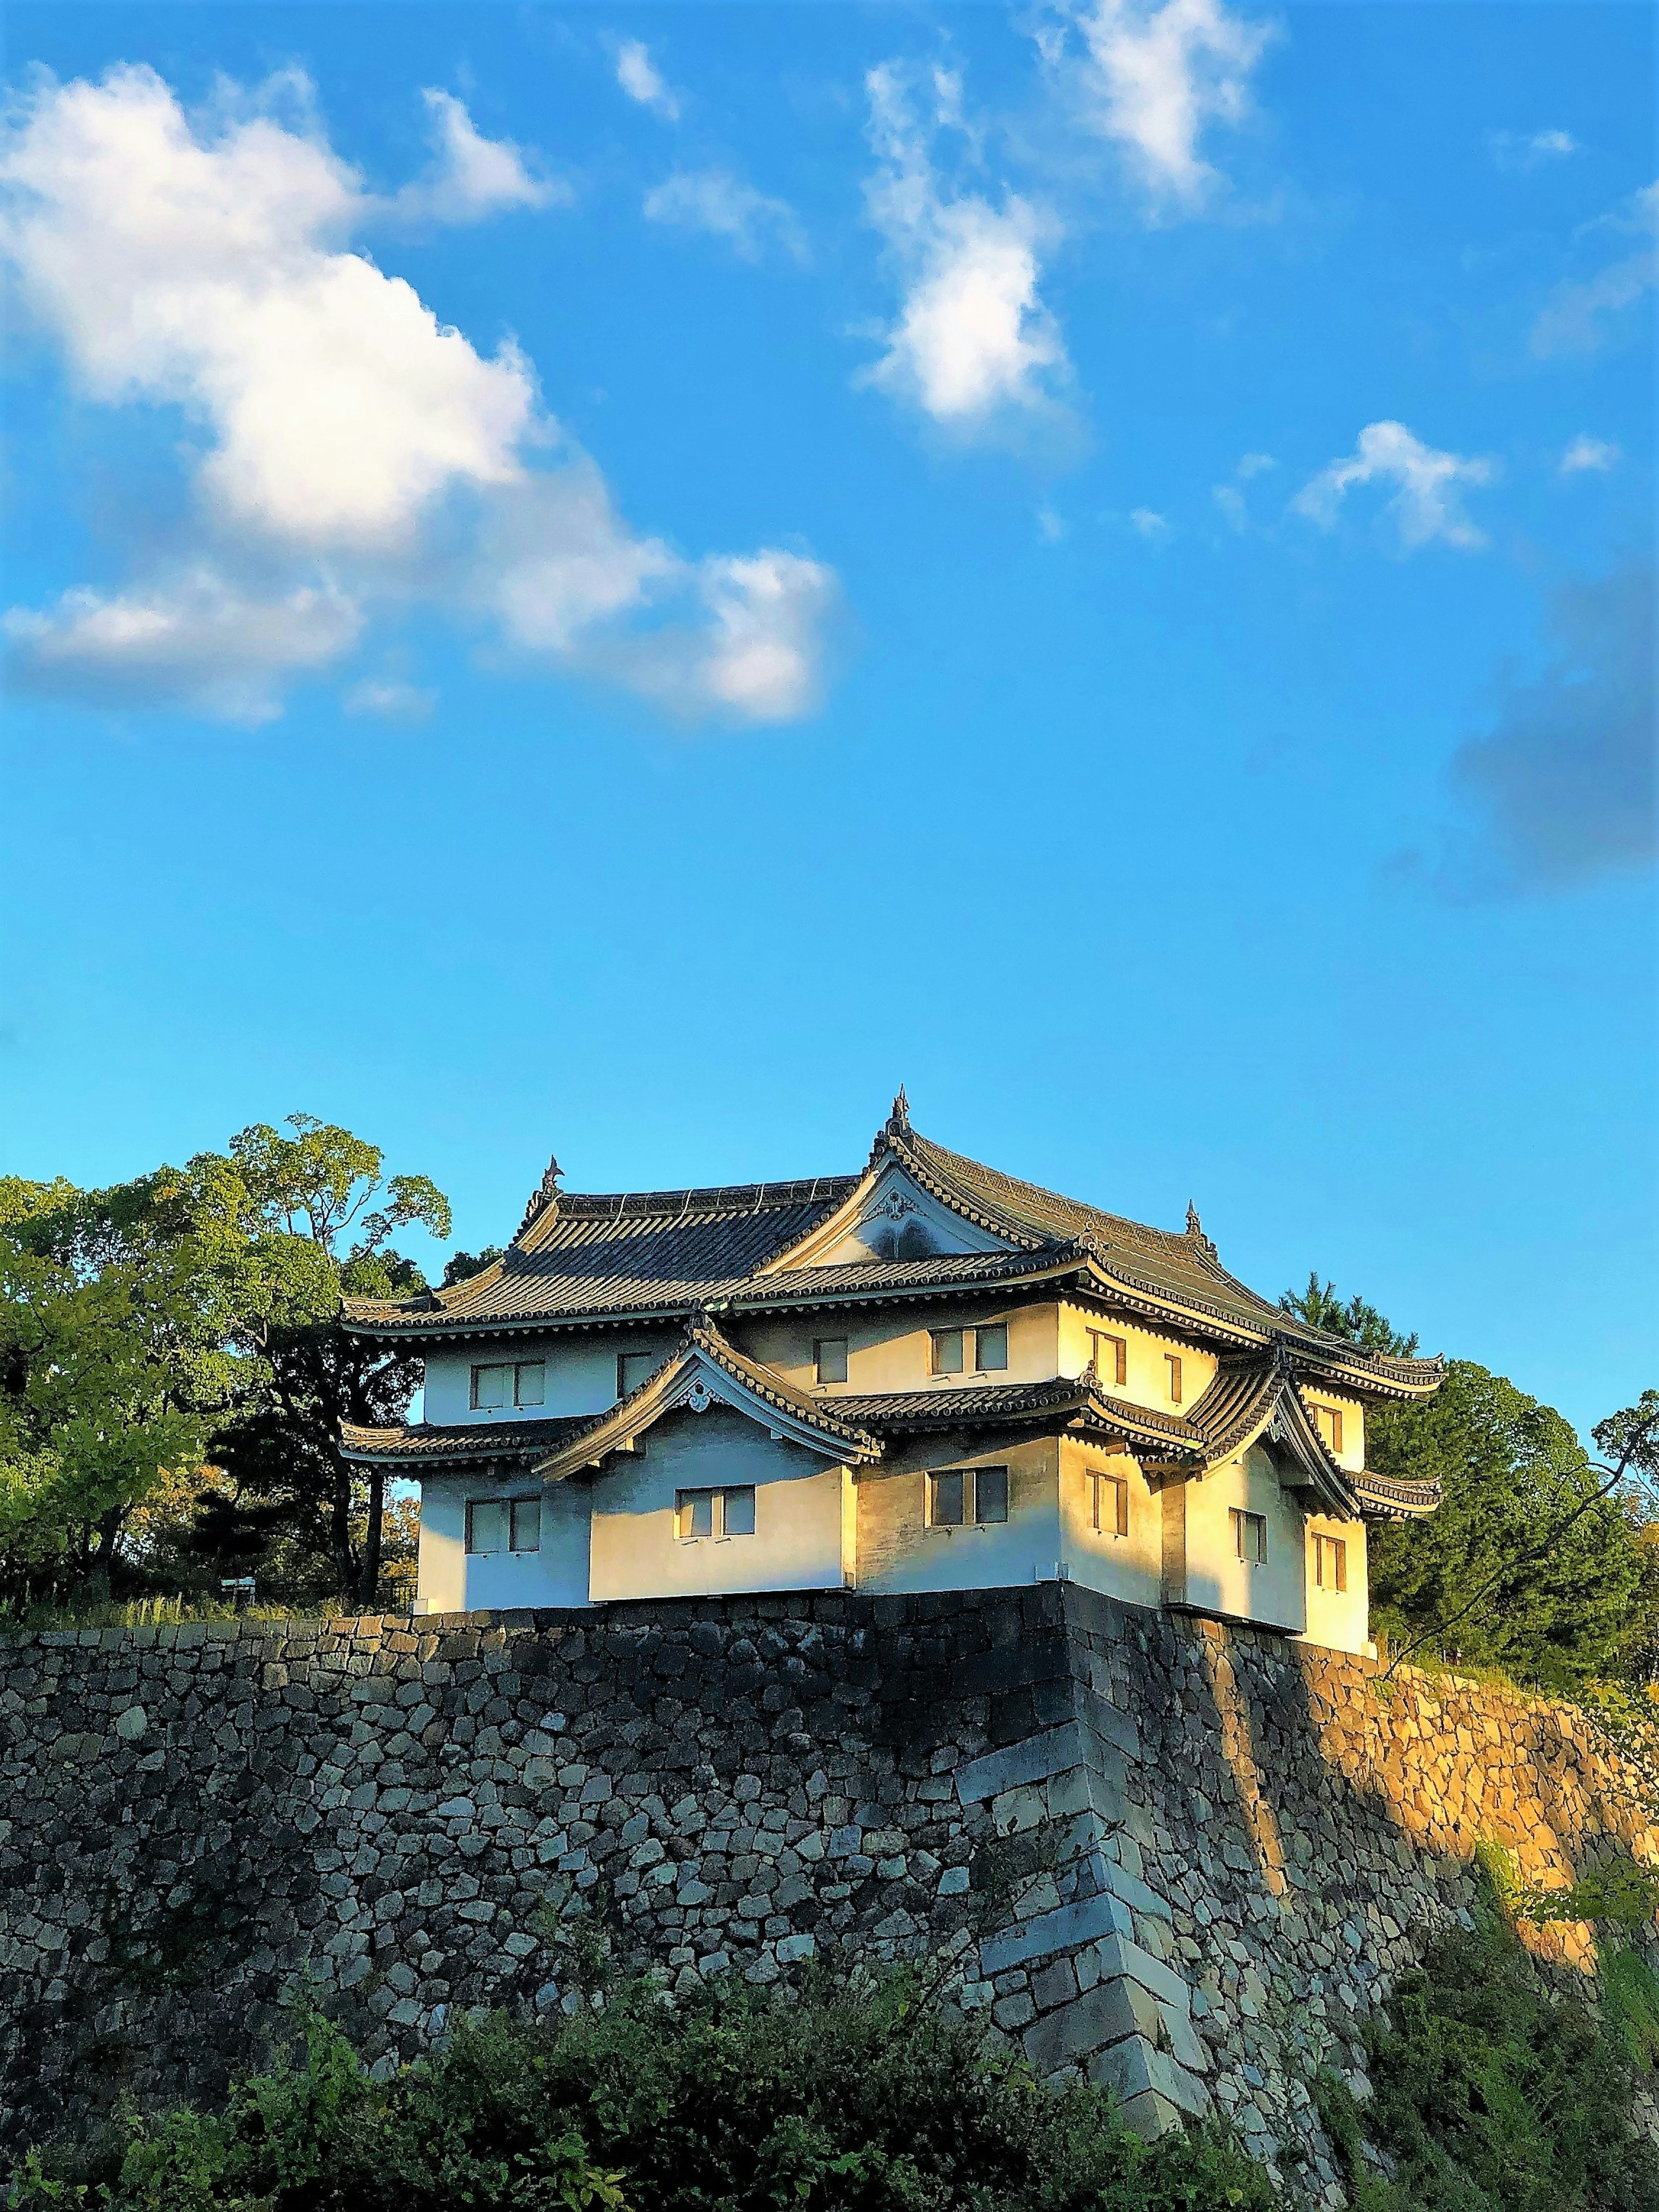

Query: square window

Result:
[722,1486,756,1537]
[1093,1472,1130,1537]
[931,1329,964,1376]
[975,1324,1008,1373]
[676,1489,715,1539]
[617,1352,655,1399]
[814,1337,849,1385]
[470,1363,514,1411]
[465,1499,508,1555]
[975,1466,1009,1523]
[1314,1405,1344,1454]
[510,1498,541,1552]
[929,1470,965,1527]
[1314,1534,1348,1592]
[514,1361,546,1408]
[1090,1331,1128,1387]
[1165,1354,1183,1405]
[1231,1507,1267,1564]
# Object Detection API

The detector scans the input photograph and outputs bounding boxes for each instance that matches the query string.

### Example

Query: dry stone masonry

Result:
[3,1585,1655,2206]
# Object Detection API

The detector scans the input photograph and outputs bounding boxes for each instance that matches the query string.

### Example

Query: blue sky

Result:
[2,2,1653,1441]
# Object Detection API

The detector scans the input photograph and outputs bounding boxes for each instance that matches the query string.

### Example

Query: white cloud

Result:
[1487,128,1577,175]
[0,64,536,551]
[1212,483,1246,530]
[6,568,361,724]
[0,66,836,727]
[1129,506,1170,538]
[1037,504,1067,543]
[345,676,435,720]
[1292,421,1496,551]
[394,89,564,224]
[690,551,838,720]
[616,40,680,124]
[861,63,1068,431]
[1236,450,1275,478]
[1532,181,1658,357]
[1559,434,1621,477]
[1052,0,1274,204]
[643,168,807,263]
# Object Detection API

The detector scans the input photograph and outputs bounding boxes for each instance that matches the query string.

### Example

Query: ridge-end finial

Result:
[888,1085,911,1136]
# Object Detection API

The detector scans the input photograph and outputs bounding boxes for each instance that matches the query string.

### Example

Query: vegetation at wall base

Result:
[5,1974,1284,2212]
[1311,1869,1659,2212]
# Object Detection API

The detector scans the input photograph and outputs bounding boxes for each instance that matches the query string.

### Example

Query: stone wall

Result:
[3,1586,1655,2206]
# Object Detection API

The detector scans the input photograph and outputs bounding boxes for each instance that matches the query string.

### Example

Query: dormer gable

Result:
[762,1156,1020,1273]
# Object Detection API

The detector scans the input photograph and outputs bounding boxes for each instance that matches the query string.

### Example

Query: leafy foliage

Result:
[7,1978,1283,2212]
[1313,1869,1659,2212]
[1278,1273,1420,1357]
[1367,1363,1646,1690]
[0,1118,450,1611]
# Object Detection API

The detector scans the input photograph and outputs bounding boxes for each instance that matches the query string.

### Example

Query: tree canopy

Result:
[0,1117,449,1613]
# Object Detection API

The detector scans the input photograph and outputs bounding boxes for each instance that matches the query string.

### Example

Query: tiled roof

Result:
[830,1377,1202,1457]
[534,1317,882,1482]
[339,1417,587,1464]
[340,1111,1442,1402]
[344,1177,857,1335]
[1352,1470,1442,1520]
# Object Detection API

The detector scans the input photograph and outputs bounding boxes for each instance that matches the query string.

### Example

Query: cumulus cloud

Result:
[861,63,1068,432]
[1487,127,1577,175]
[393,89,564,224]
[1045,0,1274,205]
[616,40,680,123]
[1292,421,1497,551]
[1560,434,1621,477]
[1424,564,1656,895]
[5,568,361,724]
[1129,506,1170,538]
[1532,180,1658,357]
[0,66,836,726]
[643,168,807,263]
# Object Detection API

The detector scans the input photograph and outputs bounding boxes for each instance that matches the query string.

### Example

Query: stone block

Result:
[955,1725,1081,1806]
[1088,2034,1211,2119]
[979,1889,1132,1977]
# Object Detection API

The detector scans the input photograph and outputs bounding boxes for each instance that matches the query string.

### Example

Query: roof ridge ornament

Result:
[1184,1200,1218,1260]
[519,1154,564,1234]
[887,1085,911,1138]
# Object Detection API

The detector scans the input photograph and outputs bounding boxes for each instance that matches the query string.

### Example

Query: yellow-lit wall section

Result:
[742,1303,1059,1395]
[1057,1303,1218,1413]
[1057,1439,1161,1608]
[1299,1513,1370,1656]
[1178,1444,1308,1634]
[855,1435,1058,1594]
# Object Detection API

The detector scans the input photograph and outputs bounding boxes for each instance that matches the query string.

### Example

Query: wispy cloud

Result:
[1532,179,1658,357]
[1487,127,1577,175]
[345,676,436,721]
[0,65,836,726]
[1292,421,1496,551]
[1559,435,1621,477]
[1212,448,1274,530]
[860,62,1069,435]
[1129,506,1171,539]
[1402,563,1656,896]
[391,89,565,224]
[616,39,680,124]
[644,168,807,263]
[1042,0,1275,206]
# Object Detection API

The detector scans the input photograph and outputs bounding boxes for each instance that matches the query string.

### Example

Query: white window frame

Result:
[674,1485,757,1542]
[925,1465,1009,1530]
[470,1359,546,1412]
[1230,1507,1268,1564]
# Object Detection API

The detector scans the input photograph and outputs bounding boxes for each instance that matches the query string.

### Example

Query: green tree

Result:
[1367,1362,1647,1689]
[0,1178,230,1607]
[0,1118,450,1611]
[1279,1271,1419,1356]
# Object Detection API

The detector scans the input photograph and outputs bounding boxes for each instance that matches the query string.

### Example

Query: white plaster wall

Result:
[743,1302,1058,1399]
[1179,1443,1308,1634]
[1057,1302,1217,1418]
[422,1333,682,1425]
[855,1437,1060,1595]
[587,1408,847,1603]
[1057,1439,1161,1610]
[1297,1513,1371,1657]
[1299,1387,1367,1474]
[415,1474,591,1613]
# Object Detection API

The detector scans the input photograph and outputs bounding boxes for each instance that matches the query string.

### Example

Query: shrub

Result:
[6,1974,1281,2212]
